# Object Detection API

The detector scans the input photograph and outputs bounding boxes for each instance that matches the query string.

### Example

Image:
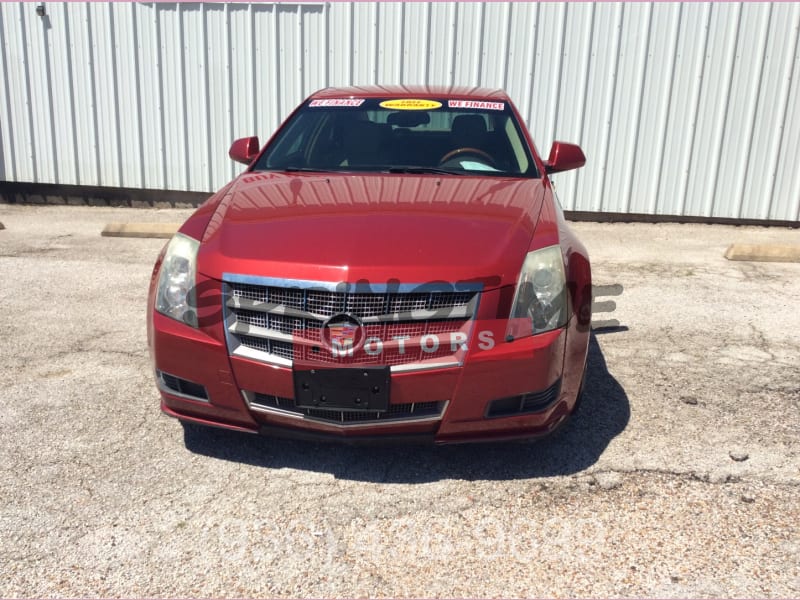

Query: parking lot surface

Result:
[1,204,798,597]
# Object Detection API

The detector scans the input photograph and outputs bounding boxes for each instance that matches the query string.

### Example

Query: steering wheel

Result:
[439,147,496,167]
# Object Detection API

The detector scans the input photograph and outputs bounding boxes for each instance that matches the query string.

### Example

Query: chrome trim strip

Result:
[224,274,345,291]
[345,308,475,323]
[223,273,484,294]
[241,391,448,429]
[233,341,460,373]
[390,361,460,373]
[227,296,473,321]
[232,344,293,368]
[465,293,480,320]
[231,320,470,353]
[221,282,242,360]
[226,297,328,320]
[228,321,295,343]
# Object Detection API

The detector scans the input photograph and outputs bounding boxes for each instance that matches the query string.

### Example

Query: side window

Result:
[263,113,322,167]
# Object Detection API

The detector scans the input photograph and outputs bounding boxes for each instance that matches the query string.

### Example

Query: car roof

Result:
[309,85,511,101]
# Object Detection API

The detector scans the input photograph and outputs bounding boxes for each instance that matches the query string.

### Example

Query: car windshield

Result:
[254,97,538,178]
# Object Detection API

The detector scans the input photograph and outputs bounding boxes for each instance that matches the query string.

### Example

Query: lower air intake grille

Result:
[249,393,446,425]
[485,379,562,418]
[157,371,209,400]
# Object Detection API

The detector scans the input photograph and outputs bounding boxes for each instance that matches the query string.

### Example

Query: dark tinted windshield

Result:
[254,97,538,177]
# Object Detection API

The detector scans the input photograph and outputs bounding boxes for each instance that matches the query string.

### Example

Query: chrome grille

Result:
[231,284,305,308]
[344,293,387,317]
[307,290,346,315]
[239,335,296,361]
[225,278,479,369]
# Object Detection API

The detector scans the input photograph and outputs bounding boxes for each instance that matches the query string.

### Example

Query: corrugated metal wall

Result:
[1,2,799,220]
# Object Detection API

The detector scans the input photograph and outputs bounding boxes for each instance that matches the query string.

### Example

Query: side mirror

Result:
[544,141,586,174]
[229,136,260,165]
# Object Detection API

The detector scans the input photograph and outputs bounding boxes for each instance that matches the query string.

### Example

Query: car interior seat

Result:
[451,114,488,151]
[341,120,387,167]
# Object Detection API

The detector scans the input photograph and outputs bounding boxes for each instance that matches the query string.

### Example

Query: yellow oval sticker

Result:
[379,99,442,111]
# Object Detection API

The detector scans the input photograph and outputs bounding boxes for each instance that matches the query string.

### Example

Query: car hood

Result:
[197,172,546,288]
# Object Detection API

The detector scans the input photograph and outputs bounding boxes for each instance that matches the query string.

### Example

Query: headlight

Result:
[155,233,200,328]
[506,245,568,339]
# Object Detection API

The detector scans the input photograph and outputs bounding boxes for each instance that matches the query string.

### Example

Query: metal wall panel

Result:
[1,1,798,221]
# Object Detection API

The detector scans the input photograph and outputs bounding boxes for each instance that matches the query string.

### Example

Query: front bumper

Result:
[151,305,585,443]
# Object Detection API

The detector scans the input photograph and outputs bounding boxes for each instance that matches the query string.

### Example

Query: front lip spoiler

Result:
[260,404,572,446]
[161,401,259,434]
[258,424,435,445]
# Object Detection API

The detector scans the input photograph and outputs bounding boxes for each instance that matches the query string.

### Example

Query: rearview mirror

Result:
[387,111,431,127]
[229,136,260,165]
[544,141,586,174]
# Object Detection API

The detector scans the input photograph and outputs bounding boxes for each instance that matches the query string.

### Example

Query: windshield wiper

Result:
[277,166,465,176]
[282,166,340,173]
[386,166,465,176]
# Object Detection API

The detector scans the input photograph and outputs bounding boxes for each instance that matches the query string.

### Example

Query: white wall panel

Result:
[113,4,143,188]
[452,2,480,87]
[403,3,429,86]
[479,2,511,90]
[1,1,798,221]
[427,3,455,86]
[745,4,798,220]
[23,2,55,183]
[573,3,623,213]
[504,3,536,128]
[0,12,16,183]
[763,3,800,221]
[713,3,770,218]
[4,3,37,183]
[631,2,680,215]
[602,3,650,214]
[383,3,406,84]
[684,3,741,217]
[135,1,164,189]
[181,4,204,191]
[655,3,709,216]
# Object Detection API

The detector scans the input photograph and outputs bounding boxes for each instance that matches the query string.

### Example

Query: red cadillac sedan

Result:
[147,86,592,444]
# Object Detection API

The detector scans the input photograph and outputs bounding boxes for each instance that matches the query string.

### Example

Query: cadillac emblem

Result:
[321,313,364,355]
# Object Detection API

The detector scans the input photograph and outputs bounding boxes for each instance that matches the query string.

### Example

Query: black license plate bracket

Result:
[293,367,391,412]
